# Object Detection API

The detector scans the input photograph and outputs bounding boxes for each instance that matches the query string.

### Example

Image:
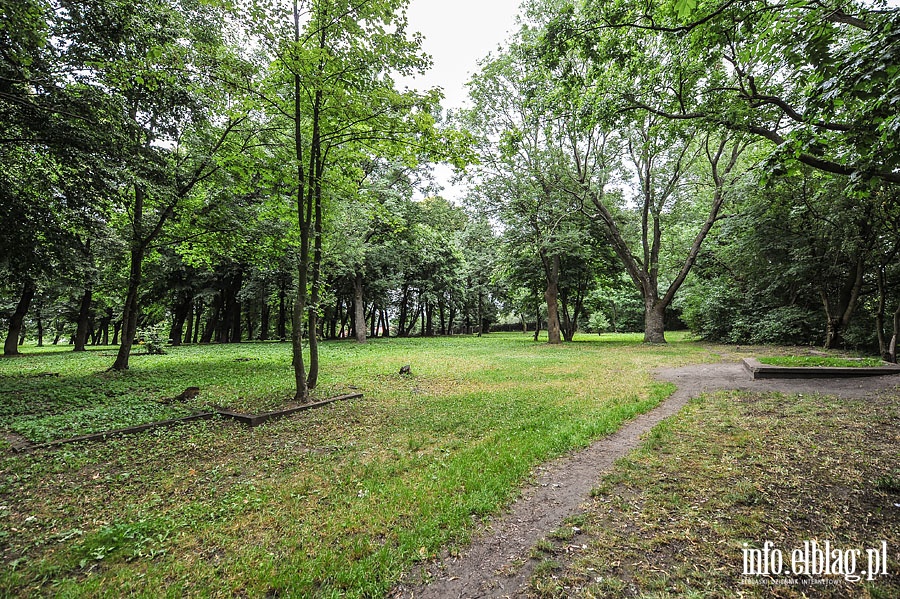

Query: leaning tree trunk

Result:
[4,279,35,356]
[353,272,366,344]
[822,256,864,350]
[112,245,144,370]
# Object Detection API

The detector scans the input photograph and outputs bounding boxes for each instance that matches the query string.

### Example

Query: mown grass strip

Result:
[758,355,884,368]
[529,389,900,598]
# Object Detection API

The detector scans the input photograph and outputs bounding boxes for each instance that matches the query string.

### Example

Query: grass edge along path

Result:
[0,333,715,597]
[527,389,900,598]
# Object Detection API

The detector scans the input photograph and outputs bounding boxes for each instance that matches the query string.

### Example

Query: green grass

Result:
[0,332,714,598]
[529,389,900,598]
[757,355,885,367]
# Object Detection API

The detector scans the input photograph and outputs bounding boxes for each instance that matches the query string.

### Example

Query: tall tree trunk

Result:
[447,301,456,336]
[353,272,366,344]
[544,254,562,344]
[73,284,93,351]
[877,267,888,360]
[35,297,44,347]
[420,297,426,337]
[277,276,287,341]
[246,305,254,342]
[201,295,220,343]
[476,292,483,337]
[99,309,111,345]
[184,302,194,345]
[889,304,900,364]
[306,140,324,391]
[425,301,434,336]
[4,280,35,356]
[169,292,192,346]
[561,289,573,342]
[821,256,864,349]
[192,301,203,344]
[260,299,270,341]
[112,238,145,370]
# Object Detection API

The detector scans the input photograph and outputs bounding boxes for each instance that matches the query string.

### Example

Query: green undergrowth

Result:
[758,355,885,368]
[0,332,712,597]
[528,389,900,598]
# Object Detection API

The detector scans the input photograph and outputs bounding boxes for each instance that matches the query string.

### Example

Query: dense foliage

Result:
[2,0,899,382]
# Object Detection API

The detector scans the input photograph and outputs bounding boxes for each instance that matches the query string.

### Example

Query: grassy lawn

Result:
[757,356,886,368]
[0,332,714,597]
[528,390,900,598]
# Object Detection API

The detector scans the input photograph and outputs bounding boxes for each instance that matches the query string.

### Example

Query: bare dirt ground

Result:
[392,358,900,599]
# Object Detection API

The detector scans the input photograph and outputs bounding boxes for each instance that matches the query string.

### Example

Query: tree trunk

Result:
[561,289,574,342]
[340,302,350,338]
[643,297,666,344]
[544,254,562,344]
[877,267,888,360]
[260,300,270,341]
[99,308,112,345]
[447,301,456,336]
[354,272,366,343]
[306,143,324,391]
[192,301,203,344]
[476,291,483,337]
[426,301,434,337]
[419,296,426,336]
[277,276,287,341]
[246,305,254,342]
[201,295,220,343]
[112,241,145,370]
[398,286,410,337]
[73,285,93,351]
[822,255,865,349]
[4,280,35,356]
[184,302,194,345]
[889,304,900,364]
[36,297,44,347]
[169,292,192,346]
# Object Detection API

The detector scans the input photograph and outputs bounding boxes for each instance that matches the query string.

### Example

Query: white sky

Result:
[400,0,523,201]
[402,0,522,110]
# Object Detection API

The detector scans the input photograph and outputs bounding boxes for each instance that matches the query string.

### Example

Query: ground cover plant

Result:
[757,356,885,368]
[0,333,714,597]
[527,389,900,598]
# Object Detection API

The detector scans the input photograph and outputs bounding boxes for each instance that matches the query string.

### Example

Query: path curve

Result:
[392,362,900,599]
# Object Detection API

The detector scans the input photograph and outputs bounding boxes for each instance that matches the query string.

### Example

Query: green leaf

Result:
[674,0,697,20]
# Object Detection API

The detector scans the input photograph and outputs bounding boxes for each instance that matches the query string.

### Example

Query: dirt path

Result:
[392,361,900,599]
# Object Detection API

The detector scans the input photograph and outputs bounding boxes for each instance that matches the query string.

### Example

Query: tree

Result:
[550,0,900,187]
[533,11,752,343]
[250,0,447,399]
[464,35,586,344]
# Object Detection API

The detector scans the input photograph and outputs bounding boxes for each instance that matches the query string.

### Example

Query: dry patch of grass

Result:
[528,389,900,598]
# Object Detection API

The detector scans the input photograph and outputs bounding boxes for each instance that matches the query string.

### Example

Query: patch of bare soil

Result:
[392,360,900,599]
